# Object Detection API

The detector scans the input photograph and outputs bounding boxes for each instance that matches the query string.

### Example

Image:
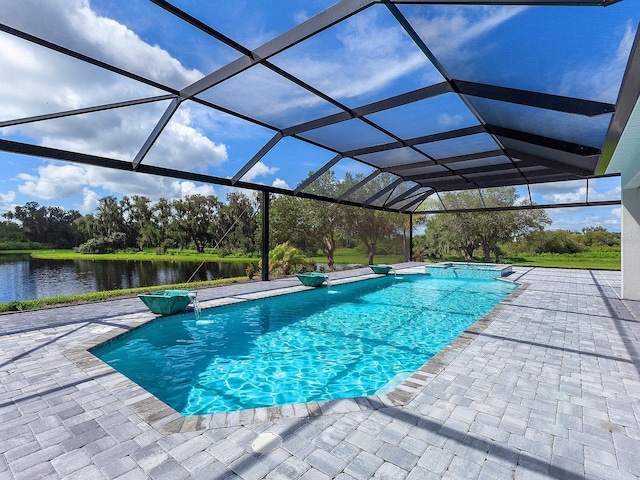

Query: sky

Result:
[0,0,637,232]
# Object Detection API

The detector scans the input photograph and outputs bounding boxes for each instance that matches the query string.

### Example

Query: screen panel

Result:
[197,64,342,129]
[400,3,640,103]
[270,6,444,108]
[365,93,479,140]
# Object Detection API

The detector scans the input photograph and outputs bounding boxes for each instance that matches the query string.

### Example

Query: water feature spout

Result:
[188,292,201,319]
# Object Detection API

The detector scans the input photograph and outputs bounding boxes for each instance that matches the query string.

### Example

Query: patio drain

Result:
[252,432,282,453]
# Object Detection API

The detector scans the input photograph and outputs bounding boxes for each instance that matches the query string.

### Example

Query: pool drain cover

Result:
[252,432,282,453]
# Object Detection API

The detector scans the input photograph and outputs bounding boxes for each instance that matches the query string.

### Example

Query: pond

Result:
[0,254,253,303]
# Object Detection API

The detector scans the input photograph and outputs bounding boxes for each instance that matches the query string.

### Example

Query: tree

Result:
[171,194,221,253]
[581,226,620,247]
[270,170,349,261]
[151,197,177,251]
[218,192,258,254]
[95,196,127,238]
[3,201,81,248]
[519,229,585,254]
[0,220,25,243]
[390,212,412,262]
[41,206,82,247]
[350,208,396,264]
[342,172,398,264]
[302,171,350,262]
[420,187,551,262]
[4,201,46,244]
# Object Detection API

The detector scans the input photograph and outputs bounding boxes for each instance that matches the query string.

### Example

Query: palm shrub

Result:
[269,242,308,275]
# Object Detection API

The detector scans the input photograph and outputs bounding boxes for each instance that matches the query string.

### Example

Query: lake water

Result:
[0,254,252,303]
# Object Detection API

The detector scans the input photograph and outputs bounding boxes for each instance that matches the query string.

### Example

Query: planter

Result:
[370,264,393,274]
[296,272,328,287]
[138,290,197,315]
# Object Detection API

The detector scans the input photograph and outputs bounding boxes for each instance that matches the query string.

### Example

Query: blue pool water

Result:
[92,275,517,416]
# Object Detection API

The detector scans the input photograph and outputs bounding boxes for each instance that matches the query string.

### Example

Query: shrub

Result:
[0,241,47,250]
[245,264,256,279]
[269,242,308,275]
[76,232,127,254]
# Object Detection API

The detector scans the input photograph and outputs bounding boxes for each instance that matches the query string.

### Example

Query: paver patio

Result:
[0,265,639,479]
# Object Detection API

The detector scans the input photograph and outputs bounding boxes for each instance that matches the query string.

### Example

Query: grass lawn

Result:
[9,248,402,265]
[309,248,404,265]
[5,248,619,269]
[505,252,620,270]
[310,253,402,265]
[0,276,249,313]
[21,249,257,263]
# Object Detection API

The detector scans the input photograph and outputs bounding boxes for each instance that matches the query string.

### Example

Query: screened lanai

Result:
[1,0,640,295]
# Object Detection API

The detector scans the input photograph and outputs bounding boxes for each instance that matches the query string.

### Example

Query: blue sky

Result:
[0,0,637,232]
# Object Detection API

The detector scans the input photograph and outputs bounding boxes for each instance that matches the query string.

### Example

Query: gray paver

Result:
[0,266,639,479]
[147,457,190,480]
[375,461,408,479]
[376,443,419,470]
[306,449,347,477]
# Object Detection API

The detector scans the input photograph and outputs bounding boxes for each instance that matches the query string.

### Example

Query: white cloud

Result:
[0,0,229,172]
[144,108,228,171]
[18,164,89,200]
[15,163,219,208]
[177,181,216,198]
[438,113,464,128]
[274,9,437,104]
[0,191,16,214]
[588,185,621,202]
[293,10,312,24]
[408,6,527,68]
[272,178,290,190]
[541,186,587,204]
[533,180,621,205]
[78,188,100,214]
[558,23,635,103]
[242,161,279,182]
[0,0,201,90]
[547,206,621,232]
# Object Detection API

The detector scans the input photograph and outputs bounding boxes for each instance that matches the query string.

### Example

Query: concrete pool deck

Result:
[0,265,639,479]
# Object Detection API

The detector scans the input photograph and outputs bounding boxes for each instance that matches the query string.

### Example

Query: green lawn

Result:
[9,248,620,270]
[309,248,404,265]
[0,276,248,313]
[23,249,257,263]
[504,252,620,270]
[7,248,402,266]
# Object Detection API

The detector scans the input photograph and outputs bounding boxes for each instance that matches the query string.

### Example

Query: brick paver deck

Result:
[1,266,638,479]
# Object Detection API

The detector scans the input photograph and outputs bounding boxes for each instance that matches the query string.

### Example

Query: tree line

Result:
[412,189,619,261]
[0,171,411,262]
[1,193,259,255]
[0,178,619,263]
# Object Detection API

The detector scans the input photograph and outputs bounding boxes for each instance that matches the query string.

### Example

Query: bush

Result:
[76,232,127,254]
[269,242,308,275]
[245,264,256,279]
[517,230,585,255]
[0,241,48,250]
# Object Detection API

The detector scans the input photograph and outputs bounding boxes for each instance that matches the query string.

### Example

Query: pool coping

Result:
[63,270,528,434]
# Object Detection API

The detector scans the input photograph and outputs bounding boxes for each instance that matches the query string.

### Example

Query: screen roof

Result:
[1,0,638,214]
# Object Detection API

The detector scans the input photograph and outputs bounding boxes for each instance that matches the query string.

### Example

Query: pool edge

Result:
[64,271,528,433]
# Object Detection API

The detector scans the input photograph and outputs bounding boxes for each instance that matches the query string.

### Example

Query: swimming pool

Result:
[92,275,517,416]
